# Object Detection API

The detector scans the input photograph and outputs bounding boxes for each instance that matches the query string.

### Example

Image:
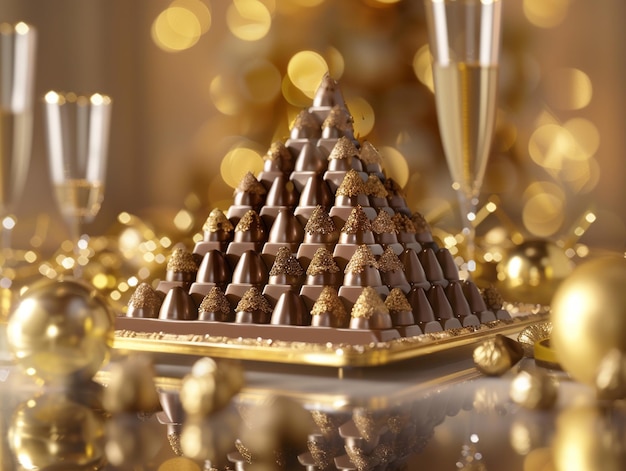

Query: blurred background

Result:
[1,0,625,304]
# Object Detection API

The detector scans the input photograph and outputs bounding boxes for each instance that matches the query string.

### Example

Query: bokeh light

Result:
[226,0,272,41]
[210,75,244,115]
[152,5,203,52]
[238,59,282,104]
[544,67,592,111]
[379,146,409,188]
[345,96,375,139]
[287,50,329,98]
[413,45,434,93]
[220,145,264,189]
[523,0,571,29]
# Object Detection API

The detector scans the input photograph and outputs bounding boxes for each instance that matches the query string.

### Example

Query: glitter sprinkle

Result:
[304,206,336,235]
[321,104,354,133]
[199,286,231,315]
[391,212,417,234]
[384,288,412,312]
[378,246,404,273]
[481,285,504,310]
[291,109,320,134]
[235,209,263,232]
[328,136,359,161]
[411,212,431,234]
[167,247,198,273]
[203,208,234,233]
[341,206,372,234]
[306,247,340,275]
[359,141,383,165]
[364,175,388,198]
[236,171,267,195]
[128,282,162,309]
[345,245,379,274]
[335,169,366,197]
[235,287,273,314]
[264,140,291,162]
[383,178,405,196]
[269,246,305,276]
[350,286,389,319]
[371,210,397,234]
[311,286,347,321]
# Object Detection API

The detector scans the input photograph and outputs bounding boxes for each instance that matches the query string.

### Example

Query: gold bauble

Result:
[550,257,626,386]
[496,240,574,306]
[8,393,106,470]
[7,277,115,383]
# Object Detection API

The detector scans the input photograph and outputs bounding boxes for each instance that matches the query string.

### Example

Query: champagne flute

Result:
[424,0,502,276]
[0,22,37,264]
[43,91,112,278]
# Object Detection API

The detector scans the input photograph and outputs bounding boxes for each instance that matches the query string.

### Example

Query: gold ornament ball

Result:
[7,277,115,383]
[550,257,626,386]
[496,239,574,306]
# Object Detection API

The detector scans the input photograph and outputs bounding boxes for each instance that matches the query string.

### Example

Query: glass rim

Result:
[0,21,35,36]
[44,90,112,106]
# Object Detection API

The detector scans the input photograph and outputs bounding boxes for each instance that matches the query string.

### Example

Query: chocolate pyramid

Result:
[118,74,512,352]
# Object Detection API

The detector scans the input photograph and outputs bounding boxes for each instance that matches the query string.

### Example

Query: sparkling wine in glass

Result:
[0,22,37,261]
[424,0,502,276]
[43,91,112,278]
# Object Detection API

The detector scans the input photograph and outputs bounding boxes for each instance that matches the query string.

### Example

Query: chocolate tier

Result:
[118,74,510,348]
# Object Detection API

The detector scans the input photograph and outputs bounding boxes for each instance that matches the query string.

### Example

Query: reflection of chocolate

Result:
[198,286,233,322]
[158,286,197,320]
[126,282,162,318]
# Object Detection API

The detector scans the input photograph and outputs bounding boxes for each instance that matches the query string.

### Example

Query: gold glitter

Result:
[383,178,405,196]
[167,247,198,273]
[359,141,383,165]
[364,175,388,198]
[351,287,388,319]
[345,244,379,274]
[264,140,291,162]
[517,322,553,358]
[310,410,342,436]
[482,285,504,310]
[291,109,320,134]
[203,208,234,233]
[321,104,354,133]
[269,246,305,276]
[307,247,341,276]
[304,205,336,235]
[371,210,397,234]
[378,247,404,273]
[235,209,262,232]
[311,286,348,323]
[235,440,253,464]
[307,438,333,470]
[384,288,412,312]
[473,334,524,376]
[335,169,366,197]
[235,287,273,314]
[411,212,431,234]
[199,286,231,315]
[328,136,358,161]
[128,282,162,309]
[345,444,375,470]
[341,205,372,234]
[391,213,416,234]
[168,432,183,456]
[236,171,267,195]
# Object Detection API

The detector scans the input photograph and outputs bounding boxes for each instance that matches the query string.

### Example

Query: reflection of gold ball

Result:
[7,277,115,383]
[551,257,626,386]
[496,240,574,305]
[8,393,106,470]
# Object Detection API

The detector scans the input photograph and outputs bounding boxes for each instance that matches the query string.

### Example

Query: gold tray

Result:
[114,303,549,368]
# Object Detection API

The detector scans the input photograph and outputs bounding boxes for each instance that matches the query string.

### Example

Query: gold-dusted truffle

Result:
[345,244,379,275]
[391,212,417,234]
[203,208,234,234]
[269,246,305,277]
[378,247,404,273]
[364,175,388,199]
[371,210,397,235]
[306,247,341,276]
[341,205,372,234]
[198,287,231,316]
[127,282,162,312]
[359,141,383,166]
[328,135,359,161]
[234,209,263,233]
[517,322,552,358]
[322,104,354,134]
[384,288,412,313]
[167,247,198,274]
[472,334,524,376]
[509,370,558,410]
[350,286,388,319]
[481,285,504,311]
[235,287,272,314]
[291,109,320,136]
[410,211,431,234]
[335,169,366,197]
[264,140,291,163]
[235,171,267,196]
[304,205,336,235]
[311,286,348,326]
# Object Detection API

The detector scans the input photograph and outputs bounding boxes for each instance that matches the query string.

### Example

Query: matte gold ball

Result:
[7,277,115,383]
[496,240,573,306]
[550,257,626,386]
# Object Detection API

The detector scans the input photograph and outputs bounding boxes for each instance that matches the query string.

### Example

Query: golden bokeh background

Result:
[1,0,625,305]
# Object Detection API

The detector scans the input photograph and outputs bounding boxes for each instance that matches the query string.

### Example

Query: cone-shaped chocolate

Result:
[418,247,448,287]
[427,284,462,330]
[371,209,403,254]
[234,287,273,324]
[327,136,362,172]
[445,281,480,327]
[312,73,346,109]
[304,247,342,286]
[270,290,310,326]
[365,175,390,210]
[158,285,197,320]
[231,249,269,285]
[378,246,410,293]
[232,209,266,244]
[289,109,321,140]
[399,248,430,290]
[303,205,338,244]
[333,169,370,208]
[320,105,356,142]
[198,208,234,251]
[268,246,305,286]
[126,282,162,318]
[349,287,392,330]
[359,141,384,175]
[392,212,421,251]
[165,247,198,285]
[384,178,409,213]
[196,249,231,286]
[343,244,382,288]
[338,205,375,245]
[436,248,460,281]
[384,288,415,327]
[198,286,233,322]
[267,209,304,245]
[463,280,497,323]
[232,171,267,208]
[411,211,436,247]
[261,140,294,175]
[265,174,299,208]
[297,174,334,209]
[310,286,349,328]
[294,140,326,173]
[407,286,442,333]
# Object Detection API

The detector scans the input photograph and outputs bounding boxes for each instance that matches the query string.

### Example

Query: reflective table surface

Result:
[1,343,623,471]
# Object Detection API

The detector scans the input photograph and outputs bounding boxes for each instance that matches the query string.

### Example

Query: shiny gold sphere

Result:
[496,240,574,306]
[7,277,115,383]
[8,393,106,470]
[550,257,626,386]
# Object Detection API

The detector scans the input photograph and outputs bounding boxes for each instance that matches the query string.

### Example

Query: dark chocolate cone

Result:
[126,282,162,318]
[445,281,480,327]
[399,248,430,290]
[270,290,310,326]
[158,286,197,320]
[436,248,460,281]
[231,250,269,285]
[418,247,448,287]
[427,285,462,329]
[196,249,231,286]
[407,286,442,333]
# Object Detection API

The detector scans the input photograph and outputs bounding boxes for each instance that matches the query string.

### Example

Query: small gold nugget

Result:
[473,334,524,376]
[510,370,558,409]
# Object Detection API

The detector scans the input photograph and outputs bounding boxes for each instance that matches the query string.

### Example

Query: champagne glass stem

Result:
[458,191,478,278]
[66,214,84,279]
